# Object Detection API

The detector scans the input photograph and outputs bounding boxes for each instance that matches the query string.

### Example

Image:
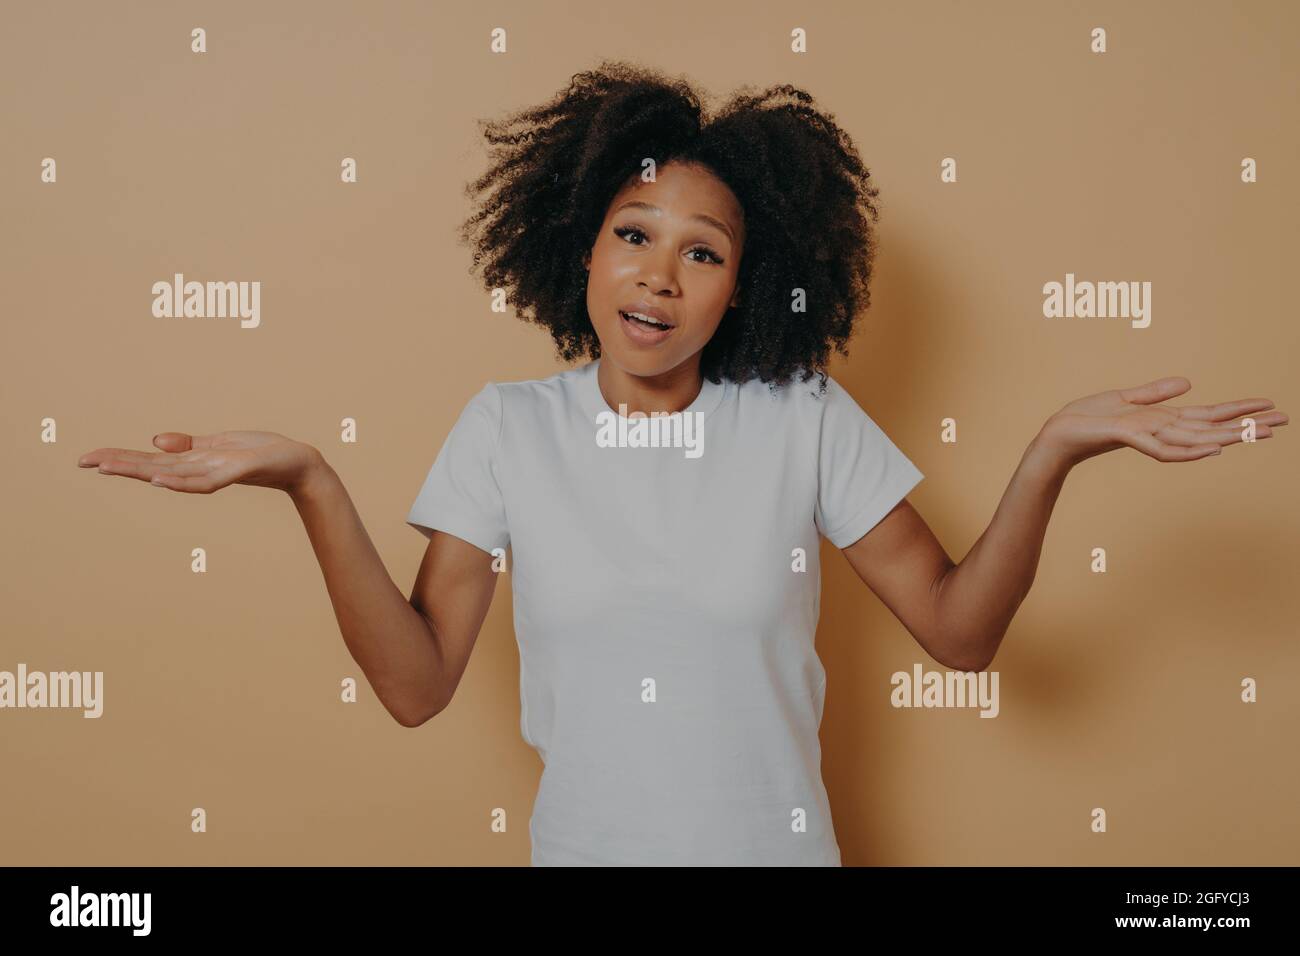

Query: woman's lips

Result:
[619,310,674,345]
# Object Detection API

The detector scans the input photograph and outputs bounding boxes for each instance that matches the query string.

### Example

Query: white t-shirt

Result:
[406,357,924,865]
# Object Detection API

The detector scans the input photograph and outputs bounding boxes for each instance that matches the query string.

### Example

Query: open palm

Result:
[77,430,318,494]
[1042,376,1288,466]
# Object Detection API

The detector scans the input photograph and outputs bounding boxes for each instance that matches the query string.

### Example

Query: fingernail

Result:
[151,476,165,487]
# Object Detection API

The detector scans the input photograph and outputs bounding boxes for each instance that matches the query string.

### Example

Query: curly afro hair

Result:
[459,59,883,393]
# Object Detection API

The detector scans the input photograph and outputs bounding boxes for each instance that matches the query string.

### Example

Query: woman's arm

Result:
[291,454,499,727]
[840,437,1065,671]
[79,431,498,727]
[840,377,1286,672]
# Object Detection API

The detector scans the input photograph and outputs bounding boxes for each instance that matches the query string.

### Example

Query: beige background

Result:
[2,0,1296,865]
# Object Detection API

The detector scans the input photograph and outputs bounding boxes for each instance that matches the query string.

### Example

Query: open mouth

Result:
[619,310,673,331]
[618,310,675,345]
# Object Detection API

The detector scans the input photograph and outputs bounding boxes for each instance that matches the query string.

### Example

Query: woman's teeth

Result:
[621,311,670,329]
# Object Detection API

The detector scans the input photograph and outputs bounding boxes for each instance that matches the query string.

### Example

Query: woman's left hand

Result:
[1038,376,1288,467]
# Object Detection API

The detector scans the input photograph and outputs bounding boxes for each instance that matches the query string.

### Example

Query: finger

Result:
[93,449,193,467]
[93,457,163,482]
[78,444,199,467]
[78,447,140,467]
[1157,423,1271,446]
[83,443,219,469]
[1173,410,1288,431]
[1127,431,1222,462]
[1220,411,1288,431]
[1170,398,1275,422]
[1119,377,1192,405]
[96,457,212,482]
[153,432,225,452]
[88,452,197,477]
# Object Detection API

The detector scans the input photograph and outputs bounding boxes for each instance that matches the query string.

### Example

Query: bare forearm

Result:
[933,432,1072,670]
[288,451,445,725]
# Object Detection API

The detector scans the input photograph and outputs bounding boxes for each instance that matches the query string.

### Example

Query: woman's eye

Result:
[613,225,646,245]
[613,226,723,265]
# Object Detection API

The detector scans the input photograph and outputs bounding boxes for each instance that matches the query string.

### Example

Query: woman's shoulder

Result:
[467,361,595,432]
[489,363,587,395]
[728,368,889,447]
[490,361,589,401]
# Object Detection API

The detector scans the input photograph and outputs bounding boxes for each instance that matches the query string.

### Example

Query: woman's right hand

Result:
[77,431,325,496]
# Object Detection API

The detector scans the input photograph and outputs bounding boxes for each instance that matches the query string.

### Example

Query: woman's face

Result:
[584,161,745,379]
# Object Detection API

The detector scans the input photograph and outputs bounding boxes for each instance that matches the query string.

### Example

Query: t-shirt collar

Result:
[578,357,727,424]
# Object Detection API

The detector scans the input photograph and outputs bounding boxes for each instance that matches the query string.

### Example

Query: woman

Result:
[77,61,1286,866]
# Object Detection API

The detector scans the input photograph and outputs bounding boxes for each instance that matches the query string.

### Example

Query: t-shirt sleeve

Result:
[406,382,510,556]
[813,377,924,549]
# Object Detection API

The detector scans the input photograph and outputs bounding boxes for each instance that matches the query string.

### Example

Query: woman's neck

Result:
[595,354,704,417]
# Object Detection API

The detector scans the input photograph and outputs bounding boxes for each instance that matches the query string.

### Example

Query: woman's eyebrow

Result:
[615,200,734,243]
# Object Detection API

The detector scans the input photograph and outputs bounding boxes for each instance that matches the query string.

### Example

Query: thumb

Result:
[1120,376,1191,405]
[152,432,194,452]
